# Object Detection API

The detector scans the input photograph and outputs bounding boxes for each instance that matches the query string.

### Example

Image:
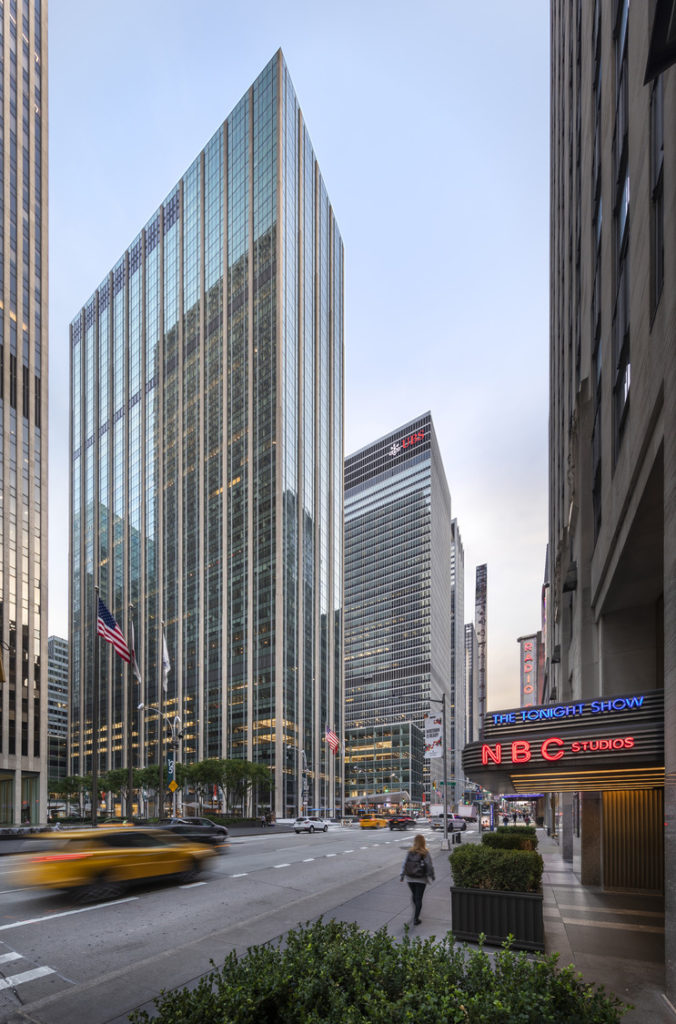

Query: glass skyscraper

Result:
[344,413,452,806]
[70,51,343,818]
[0,0,47,827]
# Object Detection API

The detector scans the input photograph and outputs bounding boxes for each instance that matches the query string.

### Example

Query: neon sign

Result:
[481,736,635,766]
[491,694,645,726]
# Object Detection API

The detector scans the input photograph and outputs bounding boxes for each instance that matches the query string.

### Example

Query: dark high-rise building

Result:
[69,51,343,818]
[0,1,48,827]
[549,0,675,1001]
[474,564,487,732]
[464,622,479,744]
[450,519,466,803]
[343,413,452,806]
[47,636,68,781]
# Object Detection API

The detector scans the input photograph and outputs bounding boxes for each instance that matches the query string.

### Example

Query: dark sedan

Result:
[156,817,229,846]
[388,815,416,830]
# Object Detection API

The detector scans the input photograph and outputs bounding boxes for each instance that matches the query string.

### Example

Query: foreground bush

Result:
[496,825,537,839]
[451,842,544,893]
[129,919,627,1024]
[482,830,538,852]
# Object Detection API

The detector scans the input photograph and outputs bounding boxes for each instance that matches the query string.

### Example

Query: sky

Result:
[48,1,551,713]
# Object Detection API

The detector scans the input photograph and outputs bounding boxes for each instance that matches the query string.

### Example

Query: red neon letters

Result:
[481,735,635,765]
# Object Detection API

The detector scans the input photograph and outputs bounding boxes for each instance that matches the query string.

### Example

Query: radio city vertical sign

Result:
[518,634,538,708]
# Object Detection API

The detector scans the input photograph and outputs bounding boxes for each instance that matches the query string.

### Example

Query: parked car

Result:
[430,814,467,832]
[156,817,228,846]
[14,827,215,902]
[294,816,329,834]
[359,816,388,829]
[387,815,416,830]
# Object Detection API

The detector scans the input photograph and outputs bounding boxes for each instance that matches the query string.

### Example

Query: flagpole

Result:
[92,586,100,829]
[128,605,135,818]
[159,621,165,818]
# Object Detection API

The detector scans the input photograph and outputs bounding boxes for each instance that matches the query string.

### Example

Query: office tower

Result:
[0,1,48,826]
[47,636,68,780]
[343,413,452,807]
[464,622,478,744]
[69,51,344,819]
[474,564,487,731]
[550,0,675,998]
[450,519,466,804]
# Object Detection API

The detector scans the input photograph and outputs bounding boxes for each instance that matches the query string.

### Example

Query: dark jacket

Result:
[400,849,435,885]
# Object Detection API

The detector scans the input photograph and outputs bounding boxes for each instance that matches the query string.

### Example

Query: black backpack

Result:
[405,852,427,879]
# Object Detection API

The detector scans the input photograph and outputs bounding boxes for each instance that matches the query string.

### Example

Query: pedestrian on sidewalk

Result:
[400,834,435,925]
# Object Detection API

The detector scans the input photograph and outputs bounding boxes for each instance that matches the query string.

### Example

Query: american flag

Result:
[97,597,131,663]
[325,726,339,754]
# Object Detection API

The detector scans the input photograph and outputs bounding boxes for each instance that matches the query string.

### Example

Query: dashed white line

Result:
[302,858,315,863]
[274,863,291,869]
[0,966,55,991]
[179,881,207,889]
[231,873,248,877]
[326,853,337,858]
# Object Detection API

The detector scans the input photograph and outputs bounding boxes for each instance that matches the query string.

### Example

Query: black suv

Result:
[388,815,416,830]
[156,817,229,846]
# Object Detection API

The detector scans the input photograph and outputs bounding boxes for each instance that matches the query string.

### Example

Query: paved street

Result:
[0,823,455,1023]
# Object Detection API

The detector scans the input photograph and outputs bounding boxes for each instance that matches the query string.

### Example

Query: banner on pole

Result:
[424,714,443,758]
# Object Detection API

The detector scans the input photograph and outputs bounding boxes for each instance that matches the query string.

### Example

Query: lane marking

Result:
[273,864,290,869]
[302,858,314,863]
[344,850,354,854]
[0,952,21,965]
[231,873,248,878]
[326,853,337,858]
[179,882,207,889]
[0,966,55,990]
[0,897,139,932]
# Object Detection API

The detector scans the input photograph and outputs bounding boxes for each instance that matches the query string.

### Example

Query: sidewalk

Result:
[322,829,676,1023]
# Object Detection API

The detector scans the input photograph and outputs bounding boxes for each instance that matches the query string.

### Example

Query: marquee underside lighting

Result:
[510,767,664,793]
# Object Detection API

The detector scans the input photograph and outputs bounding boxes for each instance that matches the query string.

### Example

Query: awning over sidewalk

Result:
[462,689,664,793]
[344,791,411,805]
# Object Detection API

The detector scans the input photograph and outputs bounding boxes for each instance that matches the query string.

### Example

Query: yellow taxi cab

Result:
[359,815,388,829]
[15,827,215,902]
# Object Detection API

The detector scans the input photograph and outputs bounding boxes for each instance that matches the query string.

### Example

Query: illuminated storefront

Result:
[463,690,664,891]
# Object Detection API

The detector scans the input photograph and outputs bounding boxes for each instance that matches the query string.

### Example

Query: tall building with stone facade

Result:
[69,51,343,819]
[549,0,675,1001]
[0,0,48,826]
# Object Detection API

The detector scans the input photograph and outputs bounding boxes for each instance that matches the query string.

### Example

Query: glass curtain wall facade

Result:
[69,51,343,819]
[0,0,47,826]
[344,413,452,805]
[47,635,68,780]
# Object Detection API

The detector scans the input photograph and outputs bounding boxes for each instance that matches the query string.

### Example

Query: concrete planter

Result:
[450,885,544,952]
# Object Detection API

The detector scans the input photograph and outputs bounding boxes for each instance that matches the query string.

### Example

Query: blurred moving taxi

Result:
[15,827,215,902]
[359,816,388,829]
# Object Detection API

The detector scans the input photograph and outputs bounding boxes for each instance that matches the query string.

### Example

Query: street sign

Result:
[169,780,178,793]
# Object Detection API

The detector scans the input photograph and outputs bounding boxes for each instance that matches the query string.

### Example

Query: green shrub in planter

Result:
[482,830,538,851]
[497,824,537,839]
[128,919,629,1023]
[451,841,543,892]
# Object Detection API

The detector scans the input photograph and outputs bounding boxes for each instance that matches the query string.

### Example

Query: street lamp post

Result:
[143,707,183,816]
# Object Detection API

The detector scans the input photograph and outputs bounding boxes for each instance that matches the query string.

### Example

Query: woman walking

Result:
[400,833,435,925]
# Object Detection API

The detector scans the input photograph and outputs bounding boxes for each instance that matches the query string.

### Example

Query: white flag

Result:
[130,620,142,685]
[162,629,171,693]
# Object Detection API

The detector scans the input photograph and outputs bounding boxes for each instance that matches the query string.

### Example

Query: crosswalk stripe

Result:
[0,966,55,991]
[0,952,21,965]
